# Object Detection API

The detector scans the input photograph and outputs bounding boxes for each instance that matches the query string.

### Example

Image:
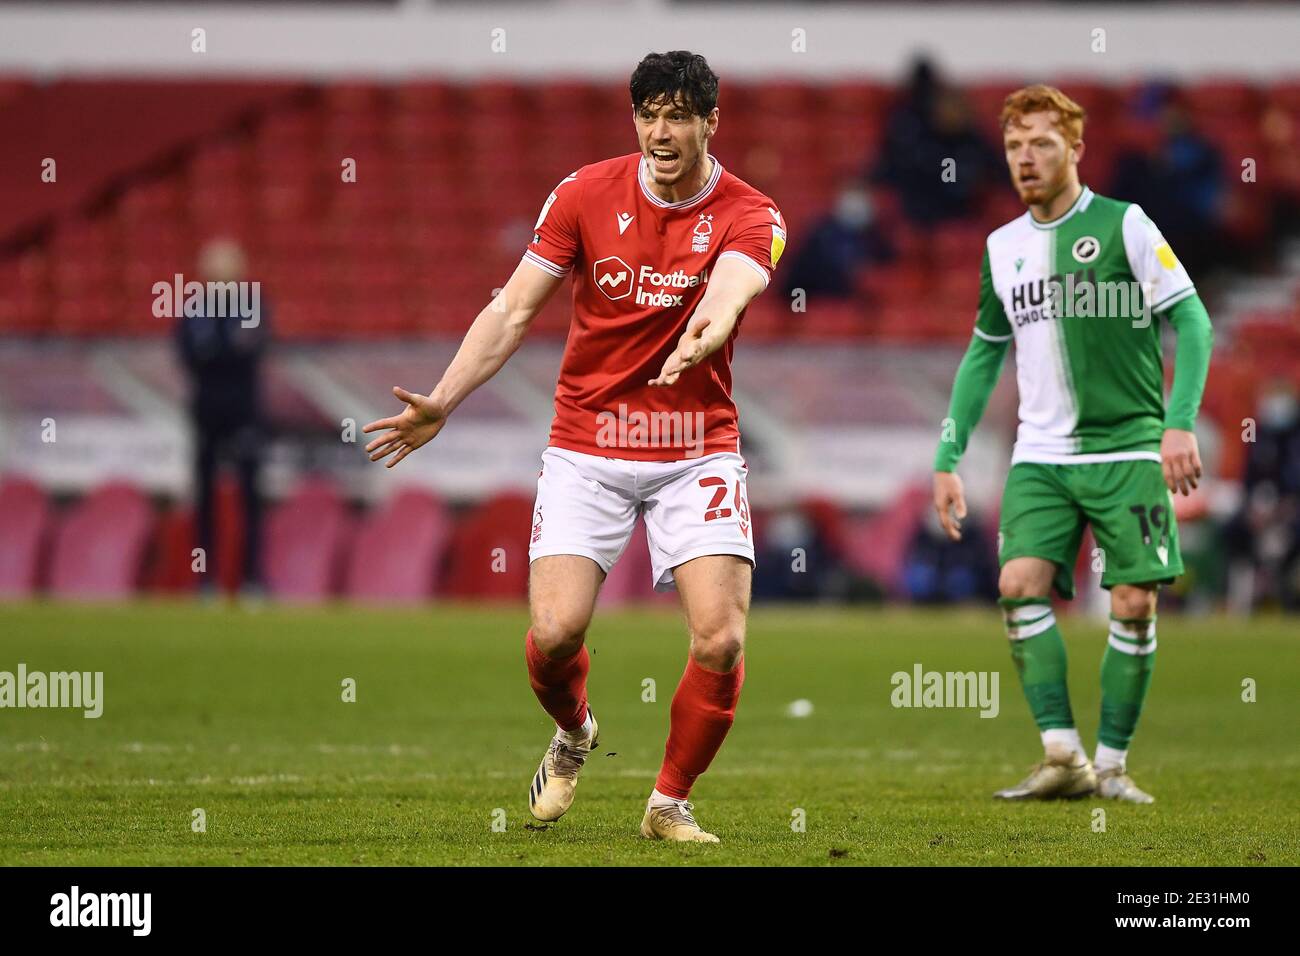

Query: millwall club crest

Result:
[692,213,714,253]
[1072,235,1101,263]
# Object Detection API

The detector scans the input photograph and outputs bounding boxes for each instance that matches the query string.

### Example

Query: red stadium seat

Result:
[140,477,253,596]
[263,478,354,601]
[465,81,531,118]
[0,475,52,597]
[824,81,896,120]
[0,253,50,335]
[395,79,459,115]
[48,482,155,600]
[323,81,390,115]
[1187,79,1260,118]
[439,490,534,600]
[535,79,601,116]
[141,503,198,595]
[345,487,453,603]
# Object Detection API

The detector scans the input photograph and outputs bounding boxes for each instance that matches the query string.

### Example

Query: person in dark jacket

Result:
[176,238,269,597]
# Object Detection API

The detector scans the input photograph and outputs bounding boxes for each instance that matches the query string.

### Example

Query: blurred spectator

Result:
[1222,379,1300,612]
[1259,106,1300,241]
[176,238,269,598]
[782,181,894,300]
[871,58,1000,226]
[1110,84,1224,277]
[902,511,998,604]
[753,506,842,600]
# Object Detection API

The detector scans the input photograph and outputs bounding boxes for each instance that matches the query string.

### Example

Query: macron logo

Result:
[617,212,635,235]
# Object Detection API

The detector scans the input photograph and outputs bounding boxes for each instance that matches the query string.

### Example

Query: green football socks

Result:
[1001,597,1075,732]
[1098,616,1157,754]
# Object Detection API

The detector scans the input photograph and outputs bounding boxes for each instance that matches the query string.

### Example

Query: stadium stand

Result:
[2,74,1299,605]
[1,76,1295,345]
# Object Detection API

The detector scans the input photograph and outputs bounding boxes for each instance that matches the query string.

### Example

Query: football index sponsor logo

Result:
[592,257,710,308]
[0,663,103,718]
[634,265,709,307]
[50,886,151,936]
[891,664,1000,718]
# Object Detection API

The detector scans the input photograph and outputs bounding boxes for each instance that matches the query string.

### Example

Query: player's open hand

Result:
[1161,428,1202,496]
[933,471,967,542]
[649,315,714,387]
[362,386,447,468]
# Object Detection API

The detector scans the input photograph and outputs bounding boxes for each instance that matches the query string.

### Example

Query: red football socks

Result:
[524,629,589,732]
[655,655,746,800]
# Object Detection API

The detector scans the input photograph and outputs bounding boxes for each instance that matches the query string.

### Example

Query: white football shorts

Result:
[527,446,755,592]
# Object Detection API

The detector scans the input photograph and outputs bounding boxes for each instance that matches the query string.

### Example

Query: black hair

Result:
[629,51,719,117]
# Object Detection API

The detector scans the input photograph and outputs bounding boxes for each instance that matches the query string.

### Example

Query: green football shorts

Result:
[998,459,1183,599]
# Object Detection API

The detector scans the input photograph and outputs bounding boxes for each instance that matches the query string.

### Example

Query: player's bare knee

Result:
[689,623,745,672]
[998,568,1036,601]
[1111,585,1157,620]
[530,610,588,658]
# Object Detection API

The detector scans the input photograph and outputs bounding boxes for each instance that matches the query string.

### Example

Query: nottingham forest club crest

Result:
[692,214,713,253]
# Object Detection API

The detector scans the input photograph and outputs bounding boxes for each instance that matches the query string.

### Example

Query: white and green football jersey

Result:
[976,186,1196,464]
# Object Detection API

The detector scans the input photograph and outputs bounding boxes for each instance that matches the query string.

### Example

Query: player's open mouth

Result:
[650,149,680,171]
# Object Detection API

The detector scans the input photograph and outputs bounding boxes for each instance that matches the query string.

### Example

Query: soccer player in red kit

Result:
[363,51,785,843]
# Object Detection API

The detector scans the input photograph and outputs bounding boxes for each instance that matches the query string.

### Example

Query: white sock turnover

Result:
[557,708,594,746]
[1041,727,1086,758]
[1094,743,1127,773]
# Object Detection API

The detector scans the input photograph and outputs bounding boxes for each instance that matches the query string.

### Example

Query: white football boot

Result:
[993,742,1097,800]
[1095,766,1155,804]
[528,711,599,822]
[640,798,720,843]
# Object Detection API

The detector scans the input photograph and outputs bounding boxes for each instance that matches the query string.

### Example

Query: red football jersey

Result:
[523,153,786,461]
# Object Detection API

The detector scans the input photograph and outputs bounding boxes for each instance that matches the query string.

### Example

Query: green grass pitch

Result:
[0,602,1295,866]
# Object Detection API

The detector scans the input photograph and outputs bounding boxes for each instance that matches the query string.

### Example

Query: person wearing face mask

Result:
[781,182,894,302]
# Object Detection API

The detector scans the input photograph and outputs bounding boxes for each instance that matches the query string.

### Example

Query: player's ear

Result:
[1072,138,1086,165]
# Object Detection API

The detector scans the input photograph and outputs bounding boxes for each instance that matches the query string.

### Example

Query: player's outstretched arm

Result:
[649,256,766,387]
[363,261,564,467]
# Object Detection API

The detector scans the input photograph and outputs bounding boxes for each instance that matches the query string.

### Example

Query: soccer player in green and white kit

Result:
[932,85,1213,803]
